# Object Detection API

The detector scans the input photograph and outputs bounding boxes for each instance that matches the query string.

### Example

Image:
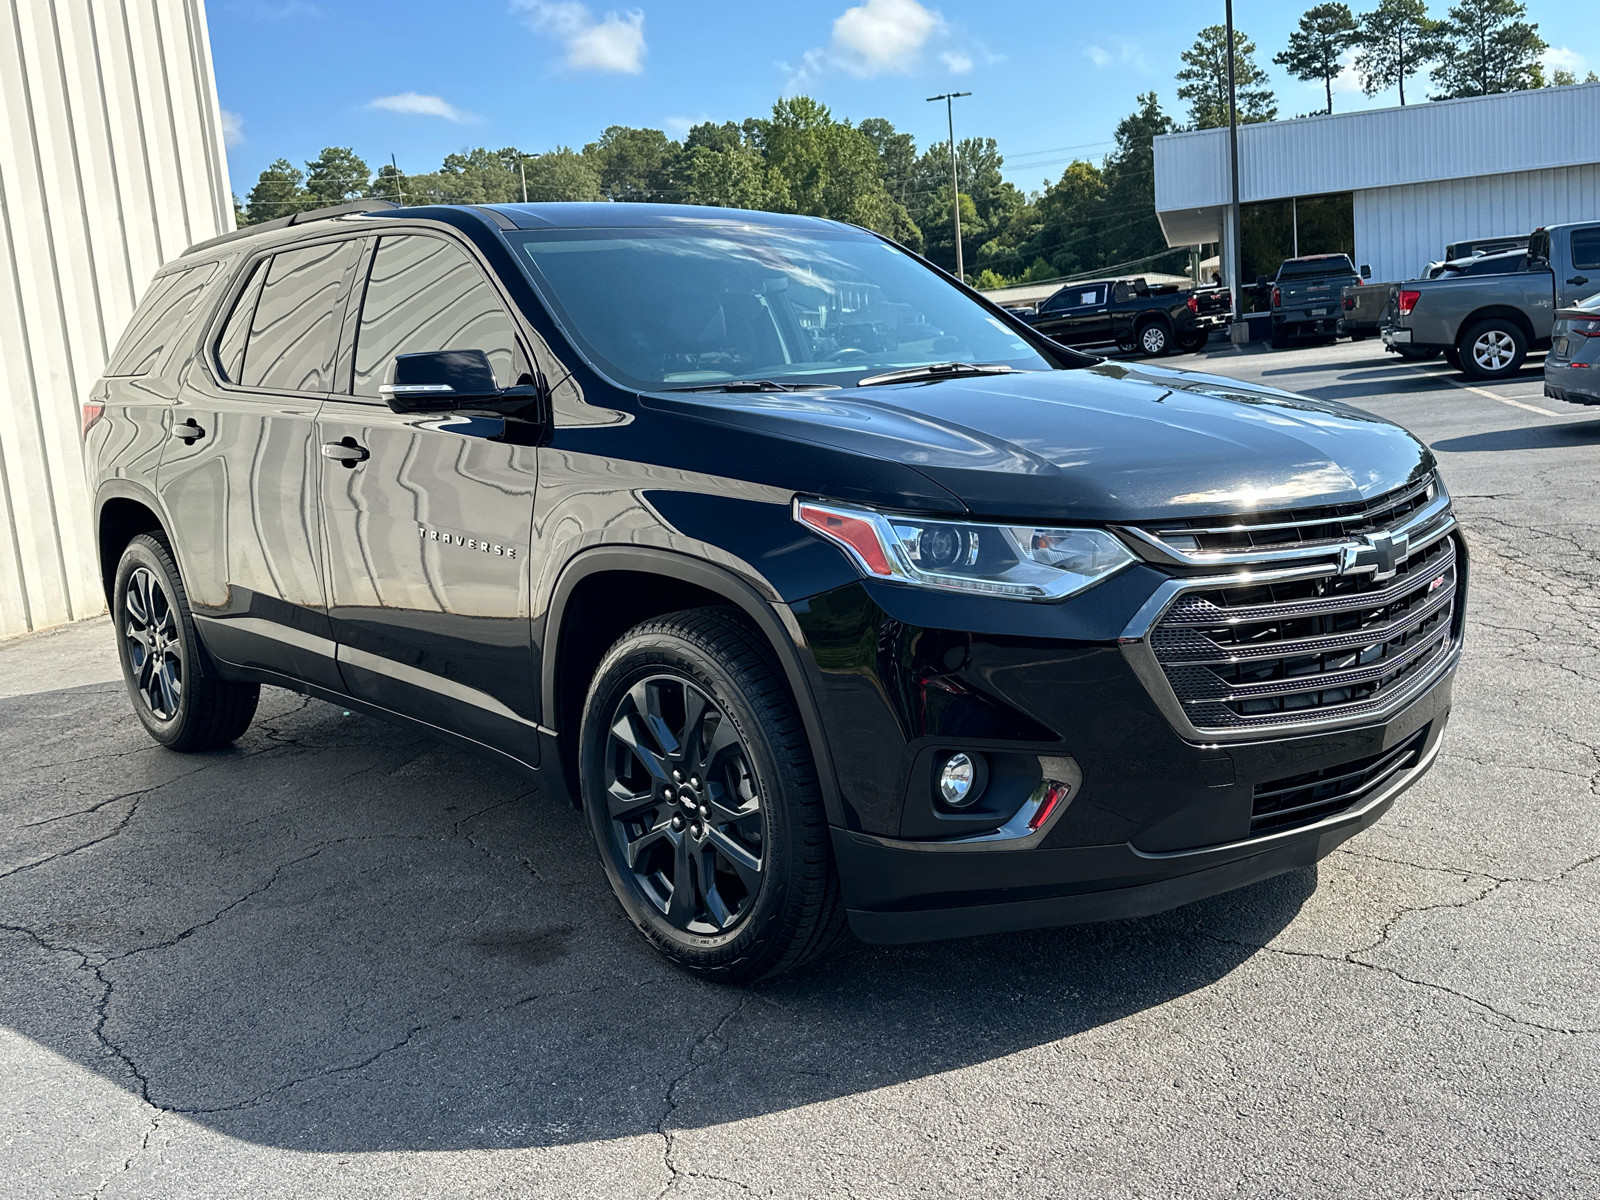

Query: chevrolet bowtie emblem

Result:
[1338,530,1409,580]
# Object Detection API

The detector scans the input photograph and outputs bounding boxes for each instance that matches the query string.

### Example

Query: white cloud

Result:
[1329,48,1365,95]
[514,2,647,74]
[1082,40,1145,71]
[831,0,940,77]
[941,49,972,74]
[1084,45,1110,67]
[663,113,712,138]
[219,109,244,147]
[1543,45,1587,74]
[365,92,475,123]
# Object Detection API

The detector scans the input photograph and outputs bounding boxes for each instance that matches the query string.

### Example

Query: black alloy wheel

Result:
[603,674,765,934]
[581,608,847,981]
[113,533,259,751]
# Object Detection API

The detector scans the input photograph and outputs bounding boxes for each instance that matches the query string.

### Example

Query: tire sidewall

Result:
[1461,320,1526,380]
[113,535,196,746]
[581,628,800,975]
[1138,322,1169,356]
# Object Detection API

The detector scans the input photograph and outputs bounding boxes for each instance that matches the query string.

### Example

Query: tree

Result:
[1429,0,1546,97]
[858,117,917,208]
[1275,4,1360,113]
[680,140,775,211]
[243,158,308,224]
[1176,25,1278,128]
[303,147,370,208]
[519,148,604,201]
[434,147,523,204]
[1355,0,1440,104]
[761,97,894,233]
[584,126,679,202]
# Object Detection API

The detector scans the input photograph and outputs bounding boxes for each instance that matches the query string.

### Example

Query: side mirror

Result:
[1359,265,1372,278]
[380,349,500,413]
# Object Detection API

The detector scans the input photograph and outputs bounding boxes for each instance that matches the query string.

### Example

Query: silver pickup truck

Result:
[1383,221,1600,380]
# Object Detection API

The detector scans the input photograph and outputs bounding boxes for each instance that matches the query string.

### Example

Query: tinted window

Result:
[1278,256,1356,280]
[353,235,518,397]
[214,259,267,383]
[241,240,360,392]
[1571,228,1600,272]
[104,264,217,377]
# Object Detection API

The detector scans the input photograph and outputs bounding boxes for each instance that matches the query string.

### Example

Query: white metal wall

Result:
[1355,163,1600,283]
[0,0,231,637]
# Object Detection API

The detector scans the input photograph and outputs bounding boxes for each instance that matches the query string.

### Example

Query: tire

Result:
[1270,326,1289,350]
[1443,347,1462,371]
[113,533,259,751]
[1394,346,1439,361]
[1136,320,1171,357]
[1175,330,1208,354]
[1458,318,1527,381]
[580,607,847,982]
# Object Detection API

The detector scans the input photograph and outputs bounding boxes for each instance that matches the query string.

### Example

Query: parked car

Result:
[1443,234,1529,262]
[1339,274,1388,341]
[1428,248,1529,279]
[1383,222,1600,380]
[85,200,1464,981]
[1020,277,1230,356]
[1270,255,1363,348]
[1544,289,1600,405]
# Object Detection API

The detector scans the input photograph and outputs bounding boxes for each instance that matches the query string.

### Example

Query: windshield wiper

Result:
[855,362,1019,387]
[665,380,801,393]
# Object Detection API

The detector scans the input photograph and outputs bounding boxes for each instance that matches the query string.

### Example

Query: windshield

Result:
[506,224,1052,390]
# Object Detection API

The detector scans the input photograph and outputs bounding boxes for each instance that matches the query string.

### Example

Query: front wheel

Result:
[113,533,259,751]
[581,608,847,982]
[1458,319,1526,380]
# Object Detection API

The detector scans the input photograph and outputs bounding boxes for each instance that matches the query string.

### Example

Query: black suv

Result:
[86,201,1465,981]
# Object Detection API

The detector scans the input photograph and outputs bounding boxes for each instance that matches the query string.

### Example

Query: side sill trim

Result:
[338,643,556,736]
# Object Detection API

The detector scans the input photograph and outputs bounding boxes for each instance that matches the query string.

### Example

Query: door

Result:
[316,231,541,757]
[1036,284,1110,344]
[158,237,364,689]
[1558,226,1600,309]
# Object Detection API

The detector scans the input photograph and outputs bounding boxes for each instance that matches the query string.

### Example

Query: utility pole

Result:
[1225,0,1245,342]
[519,155,529,203]
[926,91,972,281]
[390,153,405,205]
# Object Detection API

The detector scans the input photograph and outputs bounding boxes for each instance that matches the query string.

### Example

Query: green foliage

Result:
[1177,25,1278,128]
[1355,0,1441,104]
[304,146,370,208]
[584,126,679,201]
[1275,4,1360,113]
[762,97,896,233]
[243,158,309,224]
[1430,0,1546,97]
[520,148,604,202]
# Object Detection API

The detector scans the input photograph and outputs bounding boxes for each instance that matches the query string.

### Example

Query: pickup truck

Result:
[1345,250,1529,348]
[1383,221,1600,380]
[1339,280,1391,341]
[1270,254,1363,348]
[1021,277,1230,356]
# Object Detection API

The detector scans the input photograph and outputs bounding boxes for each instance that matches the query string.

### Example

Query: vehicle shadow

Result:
[1432,420,1600,452]
[0,681,1313,1153]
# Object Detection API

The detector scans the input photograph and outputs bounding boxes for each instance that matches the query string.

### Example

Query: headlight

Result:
[794,499,1137,601]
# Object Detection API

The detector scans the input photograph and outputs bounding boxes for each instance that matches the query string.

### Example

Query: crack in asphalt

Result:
[655,996,753,1199]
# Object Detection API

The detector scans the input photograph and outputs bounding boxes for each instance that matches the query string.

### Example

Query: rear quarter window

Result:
[103,263,218,377]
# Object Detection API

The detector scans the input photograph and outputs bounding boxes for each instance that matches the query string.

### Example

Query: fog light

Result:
[938,752,982,807]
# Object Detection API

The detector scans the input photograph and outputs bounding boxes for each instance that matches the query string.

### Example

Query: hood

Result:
[649,361,1434,523]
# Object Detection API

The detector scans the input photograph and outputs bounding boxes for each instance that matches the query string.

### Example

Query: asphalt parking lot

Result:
[3,338,1598,1199]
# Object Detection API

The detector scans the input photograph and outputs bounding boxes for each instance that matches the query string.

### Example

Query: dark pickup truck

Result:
[1021,277,1230,356]
[1271,255,1363,347]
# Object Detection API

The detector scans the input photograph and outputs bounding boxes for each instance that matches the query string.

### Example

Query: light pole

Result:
[926,91,972,281]
[1225,0,1245,342]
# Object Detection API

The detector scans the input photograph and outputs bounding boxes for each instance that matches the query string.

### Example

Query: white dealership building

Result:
[0,1,232,639]
[1153,82,1600,291]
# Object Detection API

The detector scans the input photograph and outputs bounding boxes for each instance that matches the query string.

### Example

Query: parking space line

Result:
[1433,373,1560,417]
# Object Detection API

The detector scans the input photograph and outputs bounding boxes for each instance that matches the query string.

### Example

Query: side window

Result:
[1110,282,1130,304]
[214,259,267,384]
[241,239,362,392]
[1528,230,1551,264]
[104,263,217,377]
[1081,286,1104,306]
[353,235,519,398]
[1571,229,1600,272]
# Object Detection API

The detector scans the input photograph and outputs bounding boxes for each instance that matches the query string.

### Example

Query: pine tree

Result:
[243,159,308,224]
[1177,25,1278,129]
[1354,0,1441,104]
[1430,0,1547,97]
[1275,4,1360,114]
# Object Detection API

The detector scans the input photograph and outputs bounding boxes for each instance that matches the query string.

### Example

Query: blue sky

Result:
[211,0,1595,198]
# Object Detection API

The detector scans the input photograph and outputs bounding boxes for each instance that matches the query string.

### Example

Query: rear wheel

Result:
[113,533,259,751]
[1458,318,1526,380]
[1270,325,1289,350]
[1136,321,1171,357]
[581,607,847,982]
[1175,330,1209,354]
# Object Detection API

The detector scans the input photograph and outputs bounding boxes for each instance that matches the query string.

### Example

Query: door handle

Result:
[322,438,369,466]
[170,419,205,443]
[1569,276,1590,285]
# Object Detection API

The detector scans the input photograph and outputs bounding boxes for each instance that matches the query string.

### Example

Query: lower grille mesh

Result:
[1252,726,1430,833]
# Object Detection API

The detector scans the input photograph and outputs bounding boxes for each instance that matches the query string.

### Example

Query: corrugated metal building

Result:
[1153,83,1600,290]
[0,0,232,638]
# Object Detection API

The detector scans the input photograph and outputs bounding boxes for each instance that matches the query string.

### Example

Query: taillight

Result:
[1397,289,1421,315]
[1343,296,1355,310]
[1186,294,1198,314]
[1571,317,1600,338]
[81,402,105,438]
[1271,286,1281,307]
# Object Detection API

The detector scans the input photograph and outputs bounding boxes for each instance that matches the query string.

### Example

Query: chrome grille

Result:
[1150,535,1457,732]
[1251,726,1430,834]
[1137,476,1437,558]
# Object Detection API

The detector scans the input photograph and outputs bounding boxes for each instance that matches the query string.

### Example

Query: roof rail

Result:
[182,199,402,257]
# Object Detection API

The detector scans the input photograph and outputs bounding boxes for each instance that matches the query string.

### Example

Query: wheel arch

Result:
[94,483,170,610]
[1456,306,1536,347]
[542,547,844,826]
